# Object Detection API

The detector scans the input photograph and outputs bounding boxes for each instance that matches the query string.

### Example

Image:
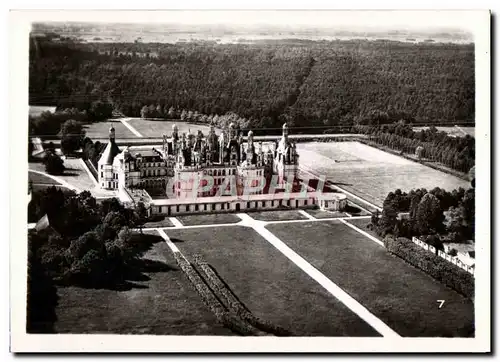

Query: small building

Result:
[317,193,347,212]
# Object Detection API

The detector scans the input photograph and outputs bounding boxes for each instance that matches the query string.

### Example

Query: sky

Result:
[25,10,482,34]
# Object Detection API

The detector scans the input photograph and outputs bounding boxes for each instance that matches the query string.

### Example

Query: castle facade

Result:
[98,122,299,198]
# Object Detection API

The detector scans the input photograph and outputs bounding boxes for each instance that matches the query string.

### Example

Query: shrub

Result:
[384,236,474,299]
[43,152,65,175]
[174,252,267,336]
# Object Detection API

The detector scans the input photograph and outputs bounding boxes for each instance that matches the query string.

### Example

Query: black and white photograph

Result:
[9,9,490,353]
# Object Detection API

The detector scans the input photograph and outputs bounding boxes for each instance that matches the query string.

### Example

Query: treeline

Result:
[29,101,113,137]
[29,37,474,130]
[371,186,475,248]
[355,122,475,173]
[27,187,153,332]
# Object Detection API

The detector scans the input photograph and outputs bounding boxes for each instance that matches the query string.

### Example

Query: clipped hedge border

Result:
[384,237,474,299]
[173,252,266,336]
[193,258,293,337]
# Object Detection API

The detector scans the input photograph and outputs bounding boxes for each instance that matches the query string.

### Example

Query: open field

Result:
[54,237,233,335]
[343,217,381,240]
[413,126,475,138]
[29,159,116,197]
[127,118,212,138]
[266,220,474,337]
[297,141,470,207]
[143,216,174,228]
[247,210,308,222]
[177,213,241,226]
[29,105,56,117]
[167,225,380,337]
[83,119,136,139]
[28,171,61,185]
[305,209,347,219]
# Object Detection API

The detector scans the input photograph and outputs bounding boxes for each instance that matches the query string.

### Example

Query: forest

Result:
[29,36,475,131]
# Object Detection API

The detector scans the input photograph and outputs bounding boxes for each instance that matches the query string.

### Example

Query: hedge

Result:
[192,256,292,336]
[173,252,266,336]
[384,237,474,299]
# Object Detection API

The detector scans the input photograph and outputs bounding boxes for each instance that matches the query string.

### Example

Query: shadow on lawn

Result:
[169,238,185,244]
[344,204,362,214]
[63,233,178,292]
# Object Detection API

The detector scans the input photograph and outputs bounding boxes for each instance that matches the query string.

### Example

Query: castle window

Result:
[101,172,103,178]
[221,203,225,210]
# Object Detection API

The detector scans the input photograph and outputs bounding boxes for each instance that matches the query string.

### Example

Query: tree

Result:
[379,194,398,236]
[60,119,85,154]
[43,152,65,175]
[89,101,113,122]
[134,202,148,234]
[167,106,176,118]
[140,105,149,119]
[416,193,444,235]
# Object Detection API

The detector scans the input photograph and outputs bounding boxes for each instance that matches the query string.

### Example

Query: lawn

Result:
[29,159,116,198]
[266,221,474,337]
[127,118,212,138]
[343,217,381,241]
[247,210,308,222]
[297,141,470,207]
[167,226,379,337]
[54,235,233,335]
[177,213,241,226]
[305,208,348,219]
[143,216,174,228]
[83,119,136,139]
[413,126,475,138]
[28,171,61,185]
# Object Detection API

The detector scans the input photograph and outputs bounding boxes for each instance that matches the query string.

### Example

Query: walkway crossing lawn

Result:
[266,221,474,337]
[247,210,308,222]
[166,225,380,337]
[83,120,137,139]
[343,218,380,240]
[54,238,233,335]
[176,213,241,226]
[28,171,61,185]
[127,118,212,138]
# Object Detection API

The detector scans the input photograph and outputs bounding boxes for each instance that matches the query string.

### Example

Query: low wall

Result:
[412,237,474,276]
[150,196,319,217]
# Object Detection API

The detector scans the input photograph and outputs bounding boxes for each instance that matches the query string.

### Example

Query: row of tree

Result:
[29,37,475,132]
[371,186,475,247]
[356,121,475,173]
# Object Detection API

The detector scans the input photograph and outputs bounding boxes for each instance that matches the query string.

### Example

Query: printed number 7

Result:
[437,300,445,309]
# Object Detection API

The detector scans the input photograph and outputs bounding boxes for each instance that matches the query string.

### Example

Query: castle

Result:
[98,122,299,198]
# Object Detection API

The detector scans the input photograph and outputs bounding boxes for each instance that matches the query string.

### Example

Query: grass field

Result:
[29,159,115,197]
[28,171,61,185]
[83,119,136,139]
[127,118,212,138]
[143,216,174,228]
[413,126,475,138]
[29,105,56,117]
[54,237,233,335]
[266,220,474,337]
[343,217,381,240]
[177,213,241,226]
[167,225,379,337]
[305,208,347,219]
[247,210,308,222]
[297,141,470,207]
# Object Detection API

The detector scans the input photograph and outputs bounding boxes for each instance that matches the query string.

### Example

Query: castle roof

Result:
[99,139,121,165]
